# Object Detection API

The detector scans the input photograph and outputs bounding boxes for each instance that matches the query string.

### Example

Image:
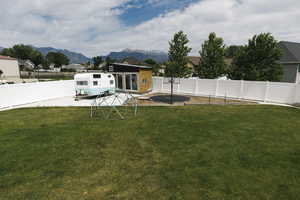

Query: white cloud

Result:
[0,0,300,57]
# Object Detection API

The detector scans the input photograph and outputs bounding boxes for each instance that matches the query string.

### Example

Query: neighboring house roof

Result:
[279,41,300,63]
[0,55,17,60]
[112,63,152,69]
[121,57,141,65]
[187,56,200,66]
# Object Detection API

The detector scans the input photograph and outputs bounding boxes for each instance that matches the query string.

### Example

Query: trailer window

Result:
[93,81,98,86]
[110,80,114,85]
[108,75,111,78]
[77,81,88,86]
[93,74,101,79]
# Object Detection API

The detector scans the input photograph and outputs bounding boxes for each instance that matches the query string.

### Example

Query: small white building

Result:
[0,55,20,79]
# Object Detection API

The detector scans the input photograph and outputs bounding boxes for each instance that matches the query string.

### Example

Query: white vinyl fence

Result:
[0,80,75,109]
[153,77,300,104]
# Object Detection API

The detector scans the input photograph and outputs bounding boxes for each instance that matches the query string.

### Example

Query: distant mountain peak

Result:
[33,46,91,64]
[108,49,168,63]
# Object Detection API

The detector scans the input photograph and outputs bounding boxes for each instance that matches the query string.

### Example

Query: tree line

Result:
[166,31,283,81]
[1,44,70,70]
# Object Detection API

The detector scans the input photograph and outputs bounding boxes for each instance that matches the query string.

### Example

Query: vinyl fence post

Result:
[240,80,244,99]
[215,79,219,97]
[194,78,198,96]
[161,77,164,92]
[264,81,270,102]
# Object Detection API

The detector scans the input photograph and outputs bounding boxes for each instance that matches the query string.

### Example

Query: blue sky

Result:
[0,0,300,56]
[118,0,200,26]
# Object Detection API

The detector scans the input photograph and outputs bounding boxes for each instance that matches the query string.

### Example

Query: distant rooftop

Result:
[279,41,300,63]
[112,63,152,69]
[0,55,17,60]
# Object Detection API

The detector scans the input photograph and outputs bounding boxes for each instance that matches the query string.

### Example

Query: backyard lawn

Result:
[0,105,300,199]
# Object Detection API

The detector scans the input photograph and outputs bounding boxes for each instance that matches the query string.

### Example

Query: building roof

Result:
[112,63,152,69]
[279,41,300,63]
[0,55,17,61]
[187,56,200,66]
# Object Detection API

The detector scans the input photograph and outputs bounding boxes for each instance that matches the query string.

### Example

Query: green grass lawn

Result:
[0,106,300,200]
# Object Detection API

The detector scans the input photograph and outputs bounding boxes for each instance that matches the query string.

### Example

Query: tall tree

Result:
[228,33,283,81]
[166,31,192,78]
[225,45,242,58]
[197,32,226,79]
[46,52,69,68]
[103,56,116,71]
[92,56,103,69]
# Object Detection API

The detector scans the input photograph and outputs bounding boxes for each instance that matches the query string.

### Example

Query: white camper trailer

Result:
[74,73,115,96]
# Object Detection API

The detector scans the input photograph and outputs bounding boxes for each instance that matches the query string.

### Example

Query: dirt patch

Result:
[136,93,257,106]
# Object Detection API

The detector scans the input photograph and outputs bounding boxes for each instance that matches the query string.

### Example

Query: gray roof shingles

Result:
[279,41,300,63]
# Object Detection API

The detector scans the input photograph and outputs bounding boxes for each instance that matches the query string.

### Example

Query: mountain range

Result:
[33,46,92,64]
[107,49,168,63]
[1,45,169,64]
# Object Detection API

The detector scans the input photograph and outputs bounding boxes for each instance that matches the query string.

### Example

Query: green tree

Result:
[144,58,160,75]
[166,31,192,78]
[228,33,283,81]
[225,45,242,58]
[46,52,69,68]
[197,32,226,79]
[103,56,116,71]
[92,56,103,69]
[1,44,44,65]
[30,51,45,67]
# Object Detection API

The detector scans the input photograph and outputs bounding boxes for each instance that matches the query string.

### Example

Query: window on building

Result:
[93,74,101,79]
[132,74,138,90]
[142,78,148,84]
[93,81,98,86]
[76,81,88,86]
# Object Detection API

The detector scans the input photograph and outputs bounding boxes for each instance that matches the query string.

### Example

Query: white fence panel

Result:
[268,82,296,103]
[152,77,300,104]
[243,81,266,101]
[218,80,241,98]
[196,79,217,96]
[0,80,75,109]
[153,77,163,92]
[179,78,196,94]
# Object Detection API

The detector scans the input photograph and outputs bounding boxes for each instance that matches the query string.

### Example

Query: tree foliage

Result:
[228,33,283,81]
[225,45,242,58]
[46,52,70,68]
[1,44,45,68]
[165,31,192,78]
[144,58,160,75]
[92,56,103,69]
[197,32,226,79]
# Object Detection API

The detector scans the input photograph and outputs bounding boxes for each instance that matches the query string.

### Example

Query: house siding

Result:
[139,69,152,93]
[281,63,298,83]
[0,59,20,79]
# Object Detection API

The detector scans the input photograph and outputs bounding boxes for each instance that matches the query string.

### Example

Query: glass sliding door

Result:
[131,74,138,91]
[117,74,123,90]
[125,74,131,90]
